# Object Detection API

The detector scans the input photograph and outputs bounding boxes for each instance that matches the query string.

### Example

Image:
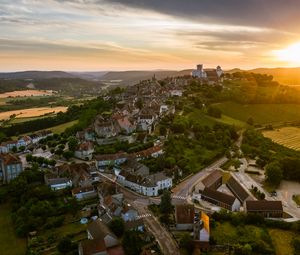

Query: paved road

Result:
[99,173,180,255]
[172,156,228,197]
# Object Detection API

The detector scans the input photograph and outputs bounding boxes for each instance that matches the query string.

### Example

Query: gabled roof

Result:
[202,187,236,206]
[72,186,95,195]
[95,153,127,161]
[175,204,195,224]
[202,170,222,189]
[80,238,106,255]
[226,175,250,203]
[245,200,283,212]
[87,219,118,241]
[0,153,21,165]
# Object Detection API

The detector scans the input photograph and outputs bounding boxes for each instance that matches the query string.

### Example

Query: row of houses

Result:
[94,145,163,170]
[0,130,52,153]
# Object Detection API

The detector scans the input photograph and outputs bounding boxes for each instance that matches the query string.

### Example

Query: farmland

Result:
[263,127,300,150]
[215,102,300,125]
[0,89,54,98]
[0,106,67,121]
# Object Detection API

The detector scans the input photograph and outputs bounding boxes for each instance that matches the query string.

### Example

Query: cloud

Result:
[101,0,300,32]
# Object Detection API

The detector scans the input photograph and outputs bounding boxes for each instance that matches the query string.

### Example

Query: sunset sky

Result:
[1,0,300,71]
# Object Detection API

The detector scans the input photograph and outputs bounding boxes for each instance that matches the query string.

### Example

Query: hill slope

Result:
[0,71,76,80]
[227,67,300,85]
[101,69,192,85]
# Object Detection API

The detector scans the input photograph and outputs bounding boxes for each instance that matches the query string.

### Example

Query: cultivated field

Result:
[0,89,54,98]
[215,102,300,125]
[0,106,67,120]
[263,127,300,150]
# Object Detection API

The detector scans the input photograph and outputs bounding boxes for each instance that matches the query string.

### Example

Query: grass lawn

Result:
[211,222,274,252]
[215,102,300,125]
[187,108,245,128]
[0,203,27,255]
[268,229,295,255]
[48,120,78,134]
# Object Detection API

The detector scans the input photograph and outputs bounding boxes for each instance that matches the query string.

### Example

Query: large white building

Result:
[116,171,172,196]
[191,64,223,84]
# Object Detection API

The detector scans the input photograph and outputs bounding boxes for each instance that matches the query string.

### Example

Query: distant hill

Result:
[70,71,108,81]
[101,69,192,85]
[227,67,300,85]
[0,71,76,80]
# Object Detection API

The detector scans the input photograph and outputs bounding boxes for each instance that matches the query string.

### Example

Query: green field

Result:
[0,203,27,255]
[187,108,246,128]
[215,102,300,125]
[46,120,78,134]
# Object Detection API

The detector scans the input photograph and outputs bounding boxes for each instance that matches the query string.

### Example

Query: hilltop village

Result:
[0,65,299,255]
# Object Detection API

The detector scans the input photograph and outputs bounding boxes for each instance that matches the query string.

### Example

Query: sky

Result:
[1,0,300,71]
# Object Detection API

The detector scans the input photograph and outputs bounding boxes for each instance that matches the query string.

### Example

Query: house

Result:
[0,153,23,183]
[137,114,156,133]
[121,205,138,222]
[54,163,92,187]
[95,153,128,170]
[200,187,240,211]
[94,116,120,138]
[72,186,97,201]
[113,115,136,134]
[79,219,124,255]
[134,145,163,160]
[87,219,119,247]
[125,219,144,232]
[226,175,251,203]
[116,171,172,196]
[29,130,53,144]
[0,143,9,153]
[120,159,149,176]
[201,170,223,190]
[245,200,283,218]
[170,89,183,97]
[0,140,18,152]
[194,212,210,252]
[175,204,195,230]
[45,176,72,190]
[17,135,32,148]
[77,128,96,142]
[75,141,94,160]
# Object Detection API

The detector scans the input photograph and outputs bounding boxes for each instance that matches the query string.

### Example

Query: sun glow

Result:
[275,42,300,64]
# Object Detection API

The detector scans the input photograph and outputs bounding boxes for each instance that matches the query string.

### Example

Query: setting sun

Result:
[274,42,300,64]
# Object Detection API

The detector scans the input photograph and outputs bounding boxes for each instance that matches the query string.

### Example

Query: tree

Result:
[265,161,283,187]
[179,233,193,251]
[159,125,167,136]
[57,237,72,253]
[247,117,254,126]
[26,154,33,162]
[122,230,143,255]
[207,106,222,118]
[68,136,78,152]
[62,151,74,160]
[109,217,125,237]
[160,190,172,215]
[12,146,17,153]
